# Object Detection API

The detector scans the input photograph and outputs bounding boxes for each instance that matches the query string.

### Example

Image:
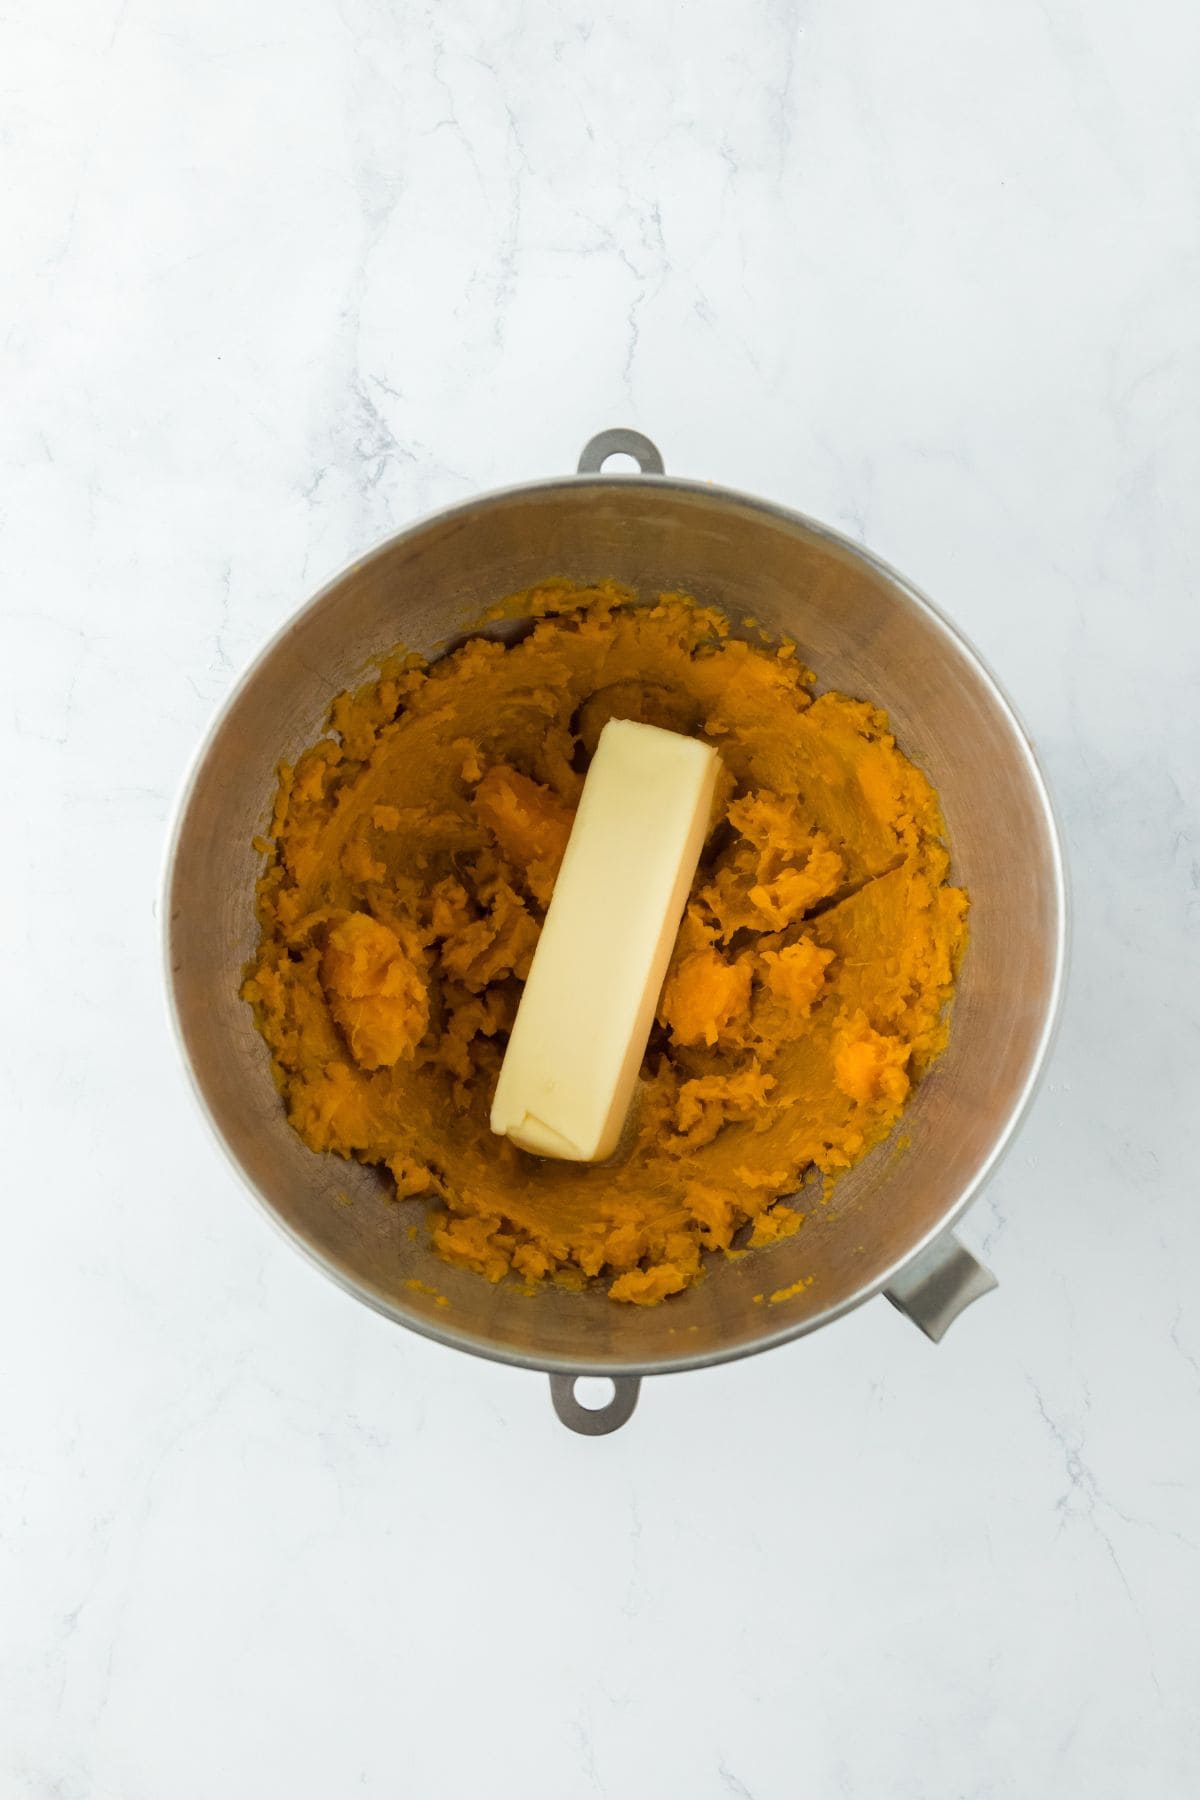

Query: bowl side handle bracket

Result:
[884,1234,997,1342]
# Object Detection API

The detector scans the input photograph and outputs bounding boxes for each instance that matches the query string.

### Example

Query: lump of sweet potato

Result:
[244,581,967,1304]
[759,939,834,1016]
[472,765,572,906]
[321,912,429,1070]
[659,947,754,1047]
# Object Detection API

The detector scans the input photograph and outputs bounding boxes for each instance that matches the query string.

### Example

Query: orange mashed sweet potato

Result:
[243,582,967,1304]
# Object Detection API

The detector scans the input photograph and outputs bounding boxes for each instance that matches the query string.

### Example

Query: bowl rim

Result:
[162,468,1070,1378]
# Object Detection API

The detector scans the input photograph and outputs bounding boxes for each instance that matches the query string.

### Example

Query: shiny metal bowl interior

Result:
[166,472,1065,1377]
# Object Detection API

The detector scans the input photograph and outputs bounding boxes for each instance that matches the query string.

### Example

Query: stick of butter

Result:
[490,719,721,1162]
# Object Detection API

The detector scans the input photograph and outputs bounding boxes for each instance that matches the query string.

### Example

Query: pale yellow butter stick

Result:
[490,719,721,1162]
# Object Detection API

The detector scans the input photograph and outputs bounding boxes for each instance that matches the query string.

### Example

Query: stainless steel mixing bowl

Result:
[164,428,1067,1435]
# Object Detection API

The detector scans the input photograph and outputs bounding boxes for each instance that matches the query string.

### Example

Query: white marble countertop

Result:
[5,1,1199,1794]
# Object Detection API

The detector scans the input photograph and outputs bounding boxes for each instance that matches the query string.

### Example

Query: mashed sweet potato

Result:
[243,582,967,1303]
